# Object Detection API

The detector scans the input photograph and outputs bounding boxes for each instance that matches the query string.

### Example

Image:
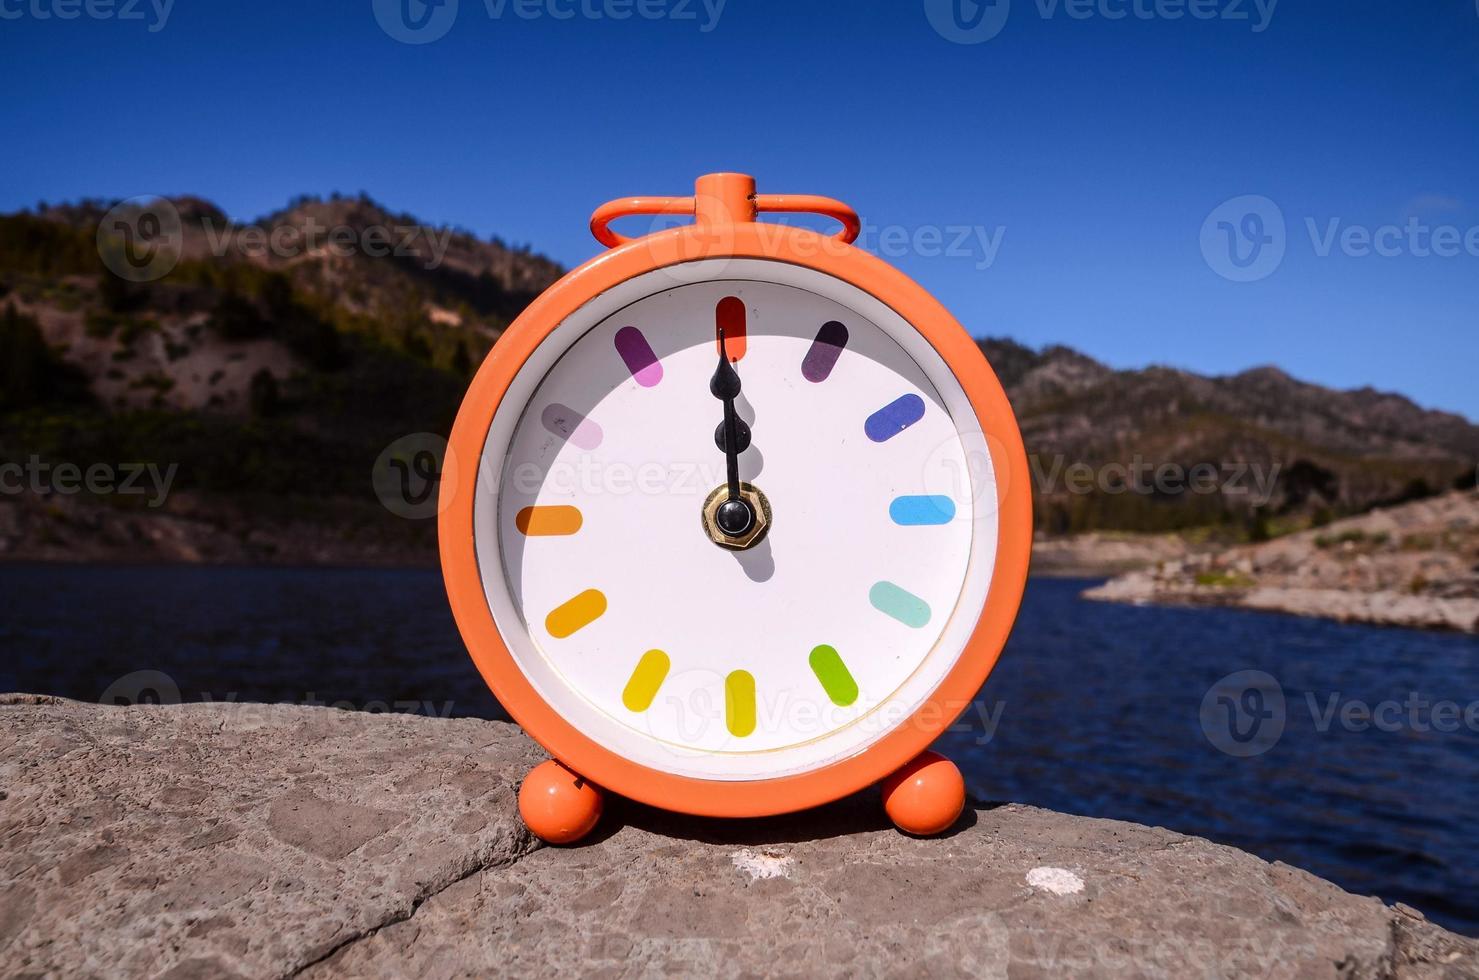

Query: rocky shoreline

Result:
[1085,490,1479,633]
[2,695,1476,978]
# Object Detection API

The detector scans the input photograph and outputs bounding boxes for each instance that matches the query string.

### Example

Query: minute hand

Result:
[710,327,744,502]
[704,328,751,526]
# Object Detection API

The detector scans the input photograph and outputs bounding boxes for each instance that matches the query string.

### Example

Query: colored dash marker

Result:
[869,581,931,629]
[802,320,848,382]
[725,670,756,737]
[614,326,662,387]
[889,495,956,526]
[545,589,606,638]
[540,403,603,450]
[808,645,858,707]
[865,393,925,442]
[515,505,582,536]
[622,650,670,712]
[715,296,747,361]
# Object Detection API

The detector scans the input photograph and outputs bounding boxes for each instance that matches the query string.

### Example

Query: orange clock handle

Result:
[589,195,695,248]
[752,194,862,245]
[590,172,860,249]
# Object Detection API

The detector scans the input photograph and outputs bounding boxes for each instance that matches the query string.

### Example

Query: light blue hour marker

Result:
[889,495,956,526]
[869,581,931,629]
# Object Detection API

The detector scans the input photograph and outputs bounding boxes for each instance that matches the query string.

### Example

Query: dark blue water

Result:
[2,566,1475,936]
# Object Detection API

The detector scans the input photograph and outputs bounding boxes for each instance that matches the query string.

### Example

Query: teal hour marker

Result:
[808,645,858,706]
[869,581,931,629]
[889,495,956,526]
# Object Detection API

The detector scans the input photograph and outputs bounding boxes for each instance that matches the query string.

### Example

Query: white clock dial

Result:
[473,260,998,781]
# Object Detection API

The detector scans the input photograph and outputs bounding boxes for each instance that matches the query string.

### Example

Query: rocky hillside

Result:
[982,339,1479,538]
[0,195,564,563]
[0,196,1474,564]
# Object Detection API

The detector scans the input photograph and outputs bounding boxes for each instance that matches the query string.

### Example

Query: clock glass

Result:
[471,259,999,782]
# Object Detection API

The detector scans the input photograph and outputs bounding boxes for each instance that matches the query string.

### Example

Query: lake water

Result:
[2,565,1475,936]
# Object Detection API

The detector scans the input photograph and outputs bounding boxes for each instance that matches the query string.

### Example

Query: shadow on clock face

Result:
[731,535,775,583]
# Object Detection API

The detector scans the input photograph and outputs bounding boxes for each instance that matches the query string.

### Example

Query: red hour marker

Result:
[715,296,746,361]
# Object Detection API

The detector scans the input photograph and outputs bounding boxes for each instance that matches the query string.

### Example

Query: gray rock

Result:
[2,696,1474,979]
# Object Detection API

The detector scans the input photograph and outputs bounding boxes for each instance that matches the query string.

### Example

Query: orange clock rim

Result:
[438,222,1033,818]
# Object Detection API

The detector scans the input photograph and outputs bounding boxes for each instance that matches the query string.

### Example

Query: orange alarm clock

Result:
[440,174,1031,842]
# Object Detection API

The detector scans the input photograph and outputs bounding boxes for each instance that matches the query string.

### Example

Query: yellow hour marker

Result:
[725,670,756,737]
[515,505,583,536]
[544,589,606,638]
[621,650,670,712]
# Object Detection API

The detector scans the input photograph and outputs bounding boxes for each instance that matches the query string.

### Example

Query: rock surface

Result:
[2,696,1476,979]
[1030,530,1214,577]
[1085,490,1479,632]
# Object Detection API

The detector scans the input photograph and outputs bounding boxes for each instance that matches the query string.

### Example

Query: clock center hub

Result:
[701,482,771,550]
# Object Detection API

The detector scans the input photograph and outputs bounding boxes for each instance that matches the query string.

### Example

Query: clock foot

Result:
[881,750,966,836]
[518,760,604,845]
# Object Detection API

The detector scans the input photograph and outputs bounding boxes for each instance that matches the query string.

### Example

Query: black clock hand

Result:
[710,327,753,535]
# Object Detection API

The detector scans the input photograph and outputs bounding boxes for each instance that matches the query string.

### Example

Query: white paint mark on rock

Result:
[1026,866,1084,896]
[732,849,793,881]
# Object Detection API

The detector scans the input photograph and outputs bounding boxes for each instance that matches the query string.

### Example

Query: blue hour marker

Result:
[889,495,956,526]
[865,394,925,442]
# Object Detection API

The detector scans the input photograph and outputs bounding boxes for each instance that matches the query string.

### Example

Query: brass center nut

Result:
[701,482,772,551]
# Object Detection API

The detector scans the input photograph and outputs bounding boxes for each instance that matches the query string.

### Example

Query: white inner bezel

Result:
[472,259,998,780]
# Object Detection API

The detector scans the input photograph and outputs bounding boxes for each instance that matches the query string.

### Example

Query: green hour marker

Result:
[808,645,858,706]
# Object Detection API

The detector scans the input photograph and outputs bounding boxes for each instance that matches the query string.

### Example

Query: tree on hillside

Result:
[0,304,92,410]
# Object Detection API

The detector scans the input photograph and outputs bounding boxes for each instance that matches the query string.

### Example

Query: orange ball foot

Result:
[881,750,966,836]
[518,760,604,845]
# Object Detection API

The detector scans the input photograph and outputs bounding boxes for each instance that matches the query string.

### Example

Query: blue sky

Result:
[4,0,1478,420]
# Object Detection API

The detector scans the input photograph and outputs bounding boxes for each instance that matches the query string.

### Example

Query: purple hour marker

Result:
[614,326,662,388]
[802,320,849,383]
[865,393,926,442]
[541,403,603,450]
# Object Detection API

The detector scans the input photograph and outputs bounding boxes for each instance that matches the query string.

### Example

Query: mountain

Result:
[978,339,1478,537]
[0,194,1474,563]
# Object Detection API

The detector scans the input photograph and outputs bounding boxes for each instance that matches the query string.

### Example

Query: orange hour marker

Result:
[715,295,746,361]
[515,505,583,536]
[545,589,606,638]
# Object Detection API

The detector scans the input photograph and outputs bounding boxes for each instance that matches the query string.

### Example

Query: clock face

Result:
[472,260,998,781]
